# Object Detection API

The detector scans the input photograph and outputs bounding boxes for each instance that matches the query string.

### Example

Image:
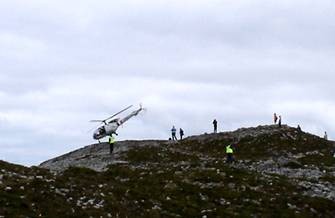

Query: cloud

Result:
[0,0,334,166]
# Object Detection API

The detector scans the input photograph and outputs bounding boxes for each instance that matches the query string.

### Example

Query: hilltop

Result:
[1,125,335,217]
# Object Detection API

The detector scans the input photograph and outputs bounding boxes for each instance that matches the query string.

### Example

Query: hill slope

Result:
[39,140,165,172]
[1,125,335,217]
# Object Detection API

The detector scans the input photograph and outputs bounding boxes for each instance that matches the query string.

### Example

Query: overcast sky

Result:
[0,0,334,166]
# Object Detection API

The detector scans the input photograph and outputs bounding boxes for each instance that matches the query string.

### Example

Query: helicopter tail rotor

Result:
[139,103,147,112]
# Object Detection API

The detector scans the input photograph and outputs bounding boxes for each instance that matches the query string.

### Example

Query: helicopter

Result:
[90,104,144,141]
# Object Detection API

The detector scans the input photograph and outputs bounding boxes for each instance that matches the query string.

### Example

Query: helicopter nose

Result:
[93,133,98,140]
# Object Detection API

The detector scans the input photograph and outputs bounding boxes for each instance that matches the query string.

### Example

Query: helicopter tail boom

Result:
[119,107,143,125]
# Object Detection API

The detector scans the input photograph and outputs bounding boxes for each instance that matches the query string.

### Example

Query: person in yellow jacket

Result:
[109,135,116,154]
[226,144,235,163]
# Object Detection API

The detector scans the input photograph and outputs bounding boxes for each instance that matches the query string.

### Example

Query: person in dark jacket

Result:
[297,125,301,132]
[179,128,184,140]
[213,119,218,133]
[273,113,278,124]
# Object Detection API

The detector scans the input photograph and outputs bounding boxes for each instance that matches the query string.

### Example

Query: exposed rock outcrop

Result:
[40,140,165,172]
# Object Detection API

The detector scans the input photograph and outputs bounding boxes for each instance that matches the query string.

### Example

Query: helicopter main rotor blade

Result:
[90,120,104,123]
[104,105,133,121]
[90,120,104,122]
[86,123,102,133]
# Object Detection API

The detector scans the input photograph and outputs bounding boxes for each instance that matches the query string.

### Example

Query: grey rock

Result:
[40,140,165,172]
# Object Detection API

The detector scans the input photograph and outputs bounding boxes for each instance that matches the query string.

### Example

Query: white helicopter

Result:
[90,105,144,141]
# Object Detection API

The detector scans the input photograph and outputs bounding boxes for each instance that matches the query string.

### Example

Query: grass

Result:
[1,157,335,217]
[298,154,335,167]
[1,126,334,217]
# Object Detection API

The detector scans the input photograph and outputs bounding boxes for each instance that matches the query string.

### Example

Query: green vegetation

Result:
[1,125,334,217]
[298,154,335,167]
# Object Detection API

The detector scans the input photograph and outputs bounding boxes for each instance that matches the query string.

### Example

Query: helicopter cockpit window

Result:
[98,127,105,135]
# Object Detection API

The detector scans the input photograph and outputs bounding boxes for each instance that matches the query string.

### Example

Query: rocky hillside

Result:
[39,140,165,172]
[1,125,335,217]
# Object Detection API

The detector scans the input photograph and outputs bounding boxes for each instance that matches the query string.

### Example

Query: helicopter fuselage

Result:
[91,105,143,141]
[93,122,119,140]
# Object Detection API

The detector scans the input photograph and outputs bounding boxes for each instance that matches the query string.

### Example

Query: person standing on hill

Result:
[109,135,115,154]
[278,115,282,128]
[171,126,177,141]
[297,125,301,132]
[297,125,302,141]
[273,113,278,124]
[179,128,184,140]
[324,131,328,140]
[213,119,218,133]
[226,144,235,163]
